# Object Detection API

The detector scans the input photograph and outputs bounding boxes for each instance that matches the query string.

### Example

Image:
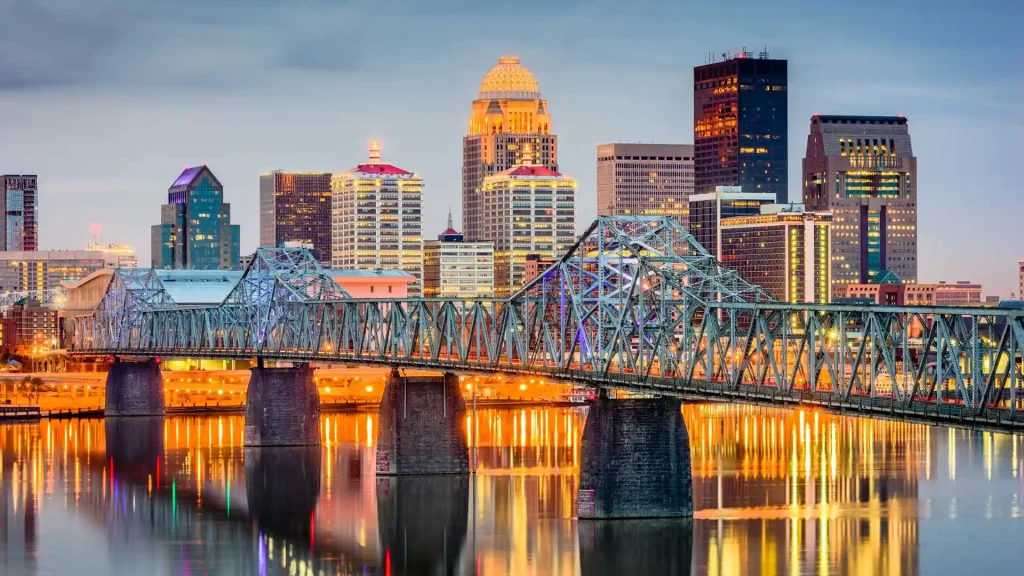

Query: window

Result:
[370,286,375,294]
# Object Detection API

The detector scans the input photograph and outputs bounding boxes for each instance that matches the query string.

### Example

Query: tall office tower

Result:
[259,171,333,264]
[331,143,424,295]
[596,143,694,221]
[802,115,918,298]
[463,57,557,241]
[1,175,38,251]
[423,213,495,299]
[151,165,241,270]
[694,51,788,201]
[687,186,775,258]
[481,149,576,297]
[720,204,832,303]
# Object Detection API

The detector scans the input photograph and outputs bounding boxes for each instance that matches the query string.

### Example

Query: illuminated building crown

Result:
[478,57,541,100]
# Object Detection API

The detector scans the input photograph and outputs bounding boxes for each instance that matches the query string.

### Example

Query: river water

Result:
[1,404,1022,575]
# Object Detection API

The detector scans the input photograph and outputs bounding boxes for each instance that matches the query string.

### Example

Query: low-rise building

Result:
[0,250,123,293]
[423,219,494,298]
[327,270,416,299]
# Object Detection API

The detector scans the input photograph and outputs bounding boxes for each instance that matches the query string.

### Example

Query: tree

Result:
[26,377,43,405]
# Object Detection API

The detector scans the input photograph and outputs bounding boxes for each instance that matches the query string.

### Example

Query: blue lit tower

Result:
[151,165,241,270]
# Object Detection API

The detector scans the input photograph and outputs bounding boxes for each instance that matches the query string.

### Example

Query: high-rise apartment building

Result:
[803,115,918,298]
[596,143,694,221]
[151,166,240,270]
[259,171,333,264]
[0,250,124,293]
[463,57,557,242]
[694,52,788,201]
[423,215,495,299]
[1,175,38,251]
[687,186,775,258]
[331,143,424,295]
[481,152,576,296]
[720,204,832,303]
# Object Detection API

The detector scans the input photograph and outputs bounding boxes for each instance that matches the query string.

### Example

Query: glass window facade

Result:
[259,173,333,264]
[151,167,240,270]
[1,175,38,251]
[694,56,788,202]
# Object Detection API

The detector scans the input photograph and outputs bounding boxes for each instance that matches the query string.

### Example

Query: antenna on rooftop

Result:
[759,45,770,59]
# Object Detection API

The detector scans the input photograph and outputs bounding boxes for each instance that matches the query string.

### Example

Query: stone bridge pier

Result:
[375,370,469,475]
[244,363,321,446]
[577,393,693,519]
[105,358,165,417]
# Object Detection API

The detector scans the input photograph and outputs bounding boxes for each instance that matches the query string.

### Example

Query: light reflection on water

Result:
[0,404,1022,575]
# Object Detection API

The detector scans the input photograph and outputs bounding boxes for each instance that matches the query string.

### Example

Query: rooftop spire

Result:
[447,206,453,230]
[369,141,381,164]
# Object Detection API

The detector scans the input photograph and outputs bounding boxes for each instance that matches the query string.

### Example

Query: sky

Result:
[0,0,1021,295]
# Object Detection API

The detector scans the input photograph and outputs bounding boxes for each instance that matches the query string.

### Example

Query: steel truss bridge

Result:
[67,217,1024,429]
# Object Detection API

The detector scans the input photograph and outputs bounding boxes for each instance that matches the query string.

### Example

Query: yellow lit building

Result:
[331,143,424,296]
[463,57,558,242]
[481,149,576,296]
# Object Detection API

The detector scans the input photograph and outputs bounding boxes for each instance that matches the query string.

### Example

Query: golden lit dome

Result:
[478,57,541,100]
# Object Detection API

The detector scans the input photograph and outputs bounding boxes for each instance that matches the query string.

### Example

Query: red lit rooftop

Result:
[346,141,413,175]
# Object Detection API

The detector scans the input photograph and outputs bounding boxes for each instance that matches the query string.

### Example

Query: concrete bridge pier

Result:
[375,370,469,475]
[577,393,693,519]
[105,358,165,417]
[244,363,321,446]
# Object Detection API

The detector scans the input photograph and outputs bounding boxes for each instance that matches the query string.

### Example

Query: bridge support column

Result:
[104,359,165,417]
[578,393,693,519]
[244,364,320,446]
[376,370,469,475]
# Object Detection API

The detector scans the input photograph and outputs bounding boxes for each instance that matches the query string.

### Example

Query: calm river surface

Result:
[1,404,1023,575]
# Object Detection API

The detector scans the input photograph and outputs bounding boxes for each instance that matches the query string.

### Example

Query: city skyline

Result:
[0,1,1021,294]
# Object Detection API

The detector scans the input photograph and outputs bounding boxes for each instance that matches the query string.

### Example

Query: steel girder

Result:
[67,217,1024,427]
[0,287,66,312]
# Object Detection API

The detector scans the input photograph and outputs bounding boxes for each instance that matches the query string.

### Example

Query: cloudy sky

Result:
[0,0,1021,294]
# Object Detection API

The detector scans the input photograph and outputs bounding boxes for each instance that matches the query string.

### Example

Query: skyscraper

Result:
[1019,259,1023,299]
[694,51,788,201]
[1,175,38,251]
[331,143,424,295]
[481,149,576,296]
[151,165,241,270]
[596,143,694,221]
[802,115,918,298]
[463,57,557,241]
[259,171,333,264]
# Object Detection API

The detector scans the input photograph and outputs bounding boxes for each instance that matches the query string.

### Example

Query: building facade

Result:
[463,57,557,242]
[720,205,832,303]
[5,298,59,353]
[1019,259,1023,299]
[1,175,38,251]
[259,171,333,264]
[803,115,918,298]
[331,143,424,296]
[85,243,137,268]
[151,166,241,270]
[694,53,788,201]
[0,250,122,293]
[687,186,775,258]
[423,220,494,299]
[481,155,576,296]
[596,143,694,222]
[846,281,982,307]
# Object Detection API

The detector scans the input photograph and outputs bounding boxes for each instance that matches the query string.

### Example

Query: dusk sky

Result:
[0,0,1021,294]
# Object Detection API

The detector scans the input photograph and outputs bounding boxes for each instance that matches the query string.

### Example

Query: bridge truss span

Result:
[67,217,1024,429]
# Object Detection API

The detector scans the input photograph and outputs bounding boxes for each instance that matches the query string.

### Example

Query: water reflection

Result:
[245,447,321,540]
[377,476,469,575]
[579,519,693,575]
[0,405,1022,574]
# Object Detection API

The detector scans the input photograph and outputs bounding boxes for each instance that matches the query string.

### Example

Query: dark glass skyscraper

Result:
[694,52,788,201]
[151,165,240,270]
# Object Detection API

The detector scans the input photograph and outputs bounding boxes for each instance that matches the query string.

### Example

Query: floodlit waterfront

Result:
[1,405,1023,575]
